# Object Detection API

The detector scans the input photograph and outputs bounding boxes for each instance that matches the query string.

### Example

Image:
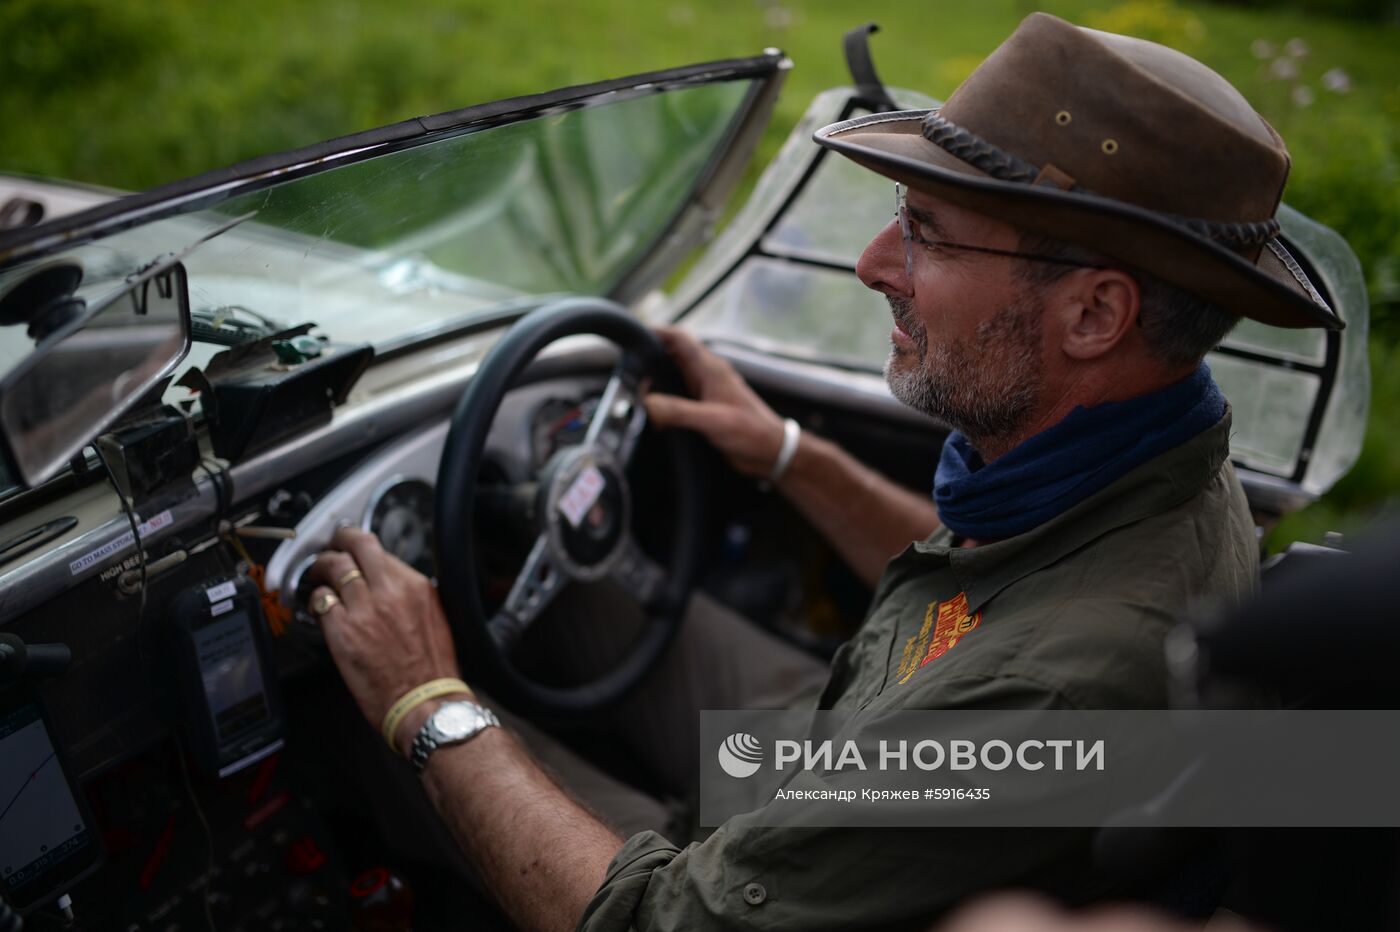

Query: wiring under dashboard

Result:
[173,734,220,932]
[94,445,150,673]
[94,445,222,932]
[220,525,289,637]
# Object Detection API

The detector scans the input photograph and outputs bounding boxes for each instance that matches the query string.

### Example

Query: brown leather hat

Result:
[814,12,1342,330]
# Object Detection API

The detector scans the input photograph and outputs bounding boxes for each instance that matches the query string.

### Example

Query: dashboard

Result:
[0,352,615,928]
[264,375,608,614]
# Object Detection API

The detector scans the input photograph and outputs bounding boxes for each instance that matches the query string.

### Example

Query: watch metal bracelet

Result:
[409,700,501,775]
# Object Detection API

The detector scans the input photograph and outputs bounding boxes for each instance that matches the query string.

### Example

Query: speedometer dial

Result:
[531,396,599,470]
[363,478,435,576]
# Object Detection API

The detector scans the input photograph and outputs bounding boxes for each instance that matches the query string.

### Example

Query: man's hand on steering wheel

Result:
[298,301,709,726]
[307,526,469,754]
[306,321,778,736]
[643,326,789,479]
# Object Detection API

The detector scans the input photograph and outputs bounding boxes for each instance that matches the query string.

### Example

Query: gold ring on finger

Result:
[337,568,365,589]
[311,591,342,617]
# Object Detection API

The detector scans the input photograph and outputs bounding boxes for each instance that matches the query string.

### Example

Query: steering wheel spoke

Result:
[584,364,648,467]
[611,536,668,610]
[489,534,567,650]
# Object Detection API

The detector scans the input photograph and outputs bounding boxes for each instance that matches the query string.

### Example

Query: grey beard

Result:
[884,292,1045,451]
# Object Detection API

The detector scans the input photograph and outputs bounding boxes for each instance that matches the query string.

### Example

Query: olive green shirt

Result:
[579,413,1257,931]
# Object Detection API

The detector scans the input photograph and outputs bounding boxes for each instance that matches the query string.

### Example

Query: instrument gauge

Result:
[363,478,436,576]
[531,396,599,470]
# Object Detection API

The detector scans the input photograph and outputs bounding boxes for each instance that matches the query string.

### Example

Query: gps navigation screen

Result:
[0,699,94,906]
[194,610,270,741]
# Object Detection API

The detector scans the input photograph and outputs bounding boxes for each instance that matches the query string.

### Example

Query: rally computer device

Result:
[169,575,285,778]
[0,686,103,913]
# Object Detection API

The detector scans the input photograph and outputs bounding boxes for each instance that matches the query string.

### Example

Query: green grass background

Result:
[1,0,1396,547]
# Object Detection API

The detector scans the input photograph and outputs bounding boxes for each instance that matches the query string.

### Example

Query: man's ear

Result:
[1053,268,1140,361]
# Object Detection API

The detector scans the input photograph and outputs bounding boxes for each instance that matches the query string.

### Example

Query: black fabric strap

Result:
[844,23,899,113]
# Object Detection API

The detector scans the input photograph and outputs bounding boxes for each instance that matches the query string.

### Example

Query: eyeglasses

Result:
[894,183,1102,280]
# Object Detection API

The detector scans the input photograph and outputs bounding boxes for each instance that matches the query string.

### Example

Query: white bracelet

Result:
[769,418,802,483]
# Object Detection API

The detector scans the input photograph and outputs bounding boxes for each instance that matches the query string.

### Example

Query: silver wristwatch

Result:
[409,700,500,774]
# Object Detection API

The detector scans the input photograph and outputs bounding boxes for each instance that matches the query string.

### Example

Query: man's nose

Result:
[856,219,909,297]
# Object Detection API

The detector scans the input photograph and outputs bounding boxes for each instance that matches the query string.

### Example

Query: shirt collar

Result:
[913,408,1234,614]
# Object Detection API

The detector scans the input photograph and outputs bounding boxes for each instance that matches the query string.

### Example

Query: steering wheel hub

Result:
[539,445,630,580]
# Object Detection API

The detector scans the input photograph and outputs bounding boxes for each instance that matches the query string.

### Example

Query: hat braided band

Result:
[920,112,1279,250]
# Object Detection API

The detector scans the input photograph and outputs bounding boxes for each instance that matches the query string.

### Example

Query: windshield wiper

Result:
[191,304,286,346]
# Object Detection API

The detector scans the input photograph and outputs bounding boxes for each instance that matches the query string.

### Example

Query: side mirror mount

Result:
[0,259,193,489]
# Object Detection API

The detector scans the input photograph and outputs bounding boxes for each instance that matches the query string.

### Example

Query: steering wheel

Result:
[434,298,703,715]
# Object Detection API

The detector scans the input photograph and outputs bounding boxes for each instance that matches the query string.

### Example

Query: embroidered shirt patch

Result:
[896,592,981,685]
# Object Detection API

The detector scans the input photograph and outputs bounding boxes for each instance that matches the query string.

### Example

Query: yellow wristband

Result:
[380,677,474,752]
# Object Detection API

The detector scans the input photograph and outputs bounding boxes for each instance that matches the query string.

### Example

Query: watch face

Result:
[432,703,479,740]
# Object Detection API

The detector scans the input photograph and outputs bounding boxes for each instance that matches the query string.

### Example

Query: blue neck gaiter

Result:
[933,365,1225,541]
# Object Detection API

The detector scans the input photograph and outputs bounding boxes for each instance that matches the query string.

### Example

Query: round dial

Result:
[531,396,599,470]
[364,479,436,576]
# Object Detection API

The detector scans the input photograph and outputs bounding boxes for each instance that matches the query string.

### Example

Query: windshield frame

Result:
[0,54,788,507]
[0,53,787,285]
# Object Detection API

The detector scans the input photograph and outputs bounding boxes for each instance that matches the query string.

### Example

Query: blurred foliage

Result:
[0,0,1396,547]
[1085,0,1207,47]
[1203,0,1400,24]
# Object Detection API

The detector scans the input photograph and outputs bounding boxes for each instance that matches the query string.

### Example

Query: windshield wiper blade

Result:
[191,304,286,346]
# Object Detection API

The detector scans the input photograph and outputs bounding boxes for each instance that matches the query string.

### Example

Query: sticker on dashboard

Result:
[67,509,174,577]
[206,581,237,604]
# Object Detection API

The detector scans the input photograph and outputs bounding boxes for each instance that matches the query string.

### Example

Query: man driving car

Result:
[306,13,1343,931]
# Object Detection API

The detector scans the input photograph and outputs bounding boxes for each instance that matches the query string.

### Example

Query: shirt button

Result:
[743,882,767,906]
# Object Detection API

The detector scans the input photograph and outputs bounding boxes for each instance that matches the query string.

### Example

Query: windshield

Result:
[0,72,765,497]
[3,79,752,349]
